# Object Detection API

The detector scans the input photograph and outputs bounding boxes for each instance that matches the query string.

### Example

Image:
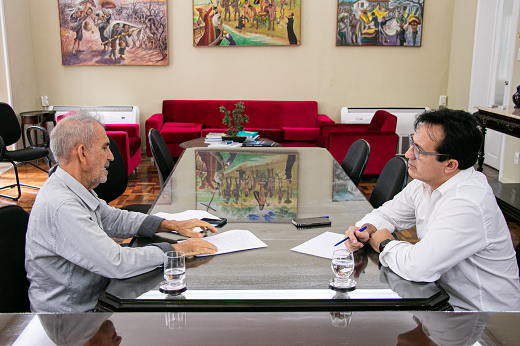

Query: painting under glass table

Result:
[196,150,298,222]
[193,0,301,46]
[336,0,423,47]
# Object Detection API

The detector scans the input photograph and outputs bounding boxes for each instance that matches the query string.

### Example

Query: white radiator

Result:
[340,107,429,155]
[48,105,140,125]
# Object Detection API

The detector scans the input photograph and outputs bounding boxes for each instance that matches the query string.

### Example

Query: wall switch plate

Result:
[515,152,519,165]
[439,95,447,107]
[41,96,49,107]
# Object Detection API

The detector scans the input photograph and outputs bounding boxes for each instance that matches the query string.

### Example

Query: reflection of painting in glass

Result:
[196,150,298,222]
[332,161,365,202]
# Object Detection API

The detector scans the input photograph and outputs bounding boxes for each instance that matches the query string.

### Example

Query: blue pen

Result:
[334,226,367,247]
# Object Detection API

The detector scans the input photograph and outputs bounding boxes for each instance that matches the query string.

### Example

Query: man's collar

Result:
[54,166,101,210]
[422,167,475,195]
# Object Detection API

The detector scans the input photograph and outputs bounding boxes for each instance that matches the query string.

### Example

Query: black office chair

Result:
[148,129,175,188]
[516,243,520,277]
[369,156,409,209]
[94,136,151,213]
[0,102,51,200]
[341,139,370,187]
[0,205,30,312]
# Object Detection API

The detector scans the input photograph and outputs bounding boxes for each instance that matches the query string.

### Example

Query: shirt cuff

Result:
[137,215,164,238]
[147,242,175,253]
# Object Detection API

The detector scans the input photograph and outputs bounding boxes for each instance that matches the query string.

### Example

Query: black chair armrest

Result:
[26,126,50,148]
[0,135,5,157]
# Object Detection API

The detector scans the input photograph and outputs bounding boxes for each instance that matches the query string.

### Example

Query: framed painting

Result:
[193,0,301,46]
[195,150,298,222]
[336,0,424,46]
[332,161,366,202]
[57,0,168,66]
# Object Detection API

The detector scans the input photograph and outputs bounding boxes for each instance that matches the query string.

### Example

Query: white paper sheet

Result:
[153,210,220,221]
[195,229,268,257]
[290,231,345,259]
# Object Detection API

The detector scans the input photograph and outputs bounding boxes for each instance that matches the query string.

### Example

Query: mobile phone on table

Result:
[201,217,228,227]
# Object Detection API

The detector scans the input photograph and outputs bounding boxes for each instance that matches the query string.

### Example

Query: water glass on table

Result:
[329,249,356,291]
[159,251,187,293]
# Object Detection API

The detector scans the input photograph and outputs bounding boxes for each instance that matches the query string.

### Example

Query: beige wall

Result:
[16,0,456,141]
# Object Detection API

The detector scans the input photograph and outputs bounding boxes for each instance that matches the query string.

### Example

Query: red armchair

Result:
[318,110,398,175]
[56,112,141,176]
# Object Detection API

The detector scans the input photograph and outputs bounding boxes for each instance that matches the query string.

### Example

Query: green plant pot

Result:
[222,136,247,143]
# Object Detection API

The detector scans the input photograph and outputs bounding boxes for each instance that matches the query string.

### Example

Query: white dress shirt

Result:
[357,167,520,311]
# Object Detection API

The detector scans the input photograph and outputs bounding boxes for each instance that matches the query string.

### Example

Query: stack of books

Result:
[204,132,226,143]
[237,131,260,142]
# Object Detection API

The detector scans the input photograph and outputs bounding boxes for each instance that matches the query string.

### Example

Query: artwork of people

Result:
[336,0,424,47]
[195,151,298,222]
[193,0,301,46]
[57,0,168,65]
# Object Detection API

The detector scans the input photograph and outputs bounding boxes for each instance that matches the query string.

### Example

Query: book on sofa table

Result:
[242,140,276,147]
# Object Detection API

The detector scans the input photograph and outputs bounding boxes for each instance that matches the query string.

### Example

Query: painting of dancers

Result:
[337,0,424,46]
[57,0,168,66]
[195,150,299,222]
[193,0,301,46]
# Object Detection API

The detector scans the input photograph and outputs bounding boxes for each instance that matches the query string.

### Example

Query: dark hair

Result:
[414,108,483,170]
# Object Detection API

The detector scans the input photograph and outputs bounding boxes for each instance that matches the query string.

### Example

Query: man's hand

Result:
[343,225,372,252]
[368,228,394,253]
[172,238,218,257]
[157,219,218,238]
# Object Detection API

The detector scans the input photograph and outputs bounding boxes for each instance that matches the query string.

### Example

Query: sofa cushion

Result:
[128,136,142,156]
[161,122,203,143]
[282,127,319,141]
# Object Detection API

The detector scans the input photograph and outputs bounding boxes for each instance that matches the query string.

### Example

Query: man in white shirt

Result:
[343,108,520,311]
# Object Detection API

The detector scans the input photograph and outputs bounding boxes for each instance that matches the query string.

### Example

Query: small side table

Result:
[19,110,56,148]
[180,137,282,149]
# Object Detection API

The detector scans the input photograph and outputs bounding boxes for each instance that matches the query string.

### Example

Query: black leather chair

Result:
[94,136,151,213]
[0,102,51,200]
[341,139,370,187]
[369,156,409,209]
[148,129,175,188]
[0,205,30,312]
[516,243,520,277]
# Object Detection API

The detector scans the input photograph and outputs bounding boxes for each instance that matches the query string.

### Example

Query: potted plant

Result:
[220,102,249,141]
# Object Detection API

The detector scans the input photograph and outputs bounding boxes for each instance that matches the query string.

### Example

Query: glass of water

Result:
[159,251,186,293]
[329,249,356,290]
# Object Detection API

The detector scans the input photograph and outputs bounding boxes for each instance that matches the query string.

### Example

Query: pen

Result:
[334,226,367,247]
[320,216,329,218]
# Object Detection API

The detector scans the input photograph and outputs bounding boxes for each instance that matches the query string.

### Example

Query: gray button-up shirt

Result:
[26,167,171,313]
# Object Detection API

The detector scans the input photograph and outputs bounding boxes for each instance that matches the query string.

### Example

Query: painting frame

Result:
[57,0,169,66]
[336,0,424,47]
[193,0,301,47]
[195,150,299,223]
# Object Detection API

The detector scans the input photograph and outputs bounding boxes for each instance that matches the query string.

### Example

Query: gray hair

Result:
[50,110,104,164]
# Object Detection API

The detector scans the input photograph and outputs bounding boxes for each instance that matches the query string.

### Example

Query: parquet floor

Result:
[1,156,519,247]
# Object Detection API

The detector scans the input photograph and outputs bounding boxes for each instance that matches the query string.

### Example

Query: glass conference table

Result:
[98,147,450,312]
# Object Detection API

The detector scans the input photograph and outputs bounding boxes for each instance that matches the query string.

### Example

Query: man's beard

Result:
[89,162,110,188]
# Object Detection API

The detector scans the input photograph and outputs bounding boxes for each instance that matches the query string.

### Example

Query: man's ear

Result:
[445,158,459,174]
[77,144,89,166]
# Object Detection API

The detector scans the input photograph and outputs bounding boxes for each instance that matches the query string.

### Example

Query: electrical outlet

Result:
[439,95,447,107]
[41,96,49,107]
[515,152,519,165]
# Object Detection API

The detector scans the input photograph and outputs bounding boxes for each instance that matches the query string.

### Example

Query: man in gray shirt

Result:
[25,111,218,312]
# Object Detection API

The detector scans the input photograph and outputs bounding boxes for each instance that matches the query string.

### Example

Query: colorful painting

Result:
[57,0,168,66]
[196,150,298,222]
[337,0,424,46]
[332,161,366,202]
[193,0,301,47]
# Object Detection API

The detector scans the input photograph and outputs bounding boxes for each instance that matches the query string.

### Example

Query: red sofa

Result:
[317,110,399,175]
[145,100,334,157]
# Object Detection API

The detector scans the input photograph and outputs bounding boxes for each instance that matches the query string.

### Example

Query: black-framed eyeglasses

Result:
[408,133,450,160]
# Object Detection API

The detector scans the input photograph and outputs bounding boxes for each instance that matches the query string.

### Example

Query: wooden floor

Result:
[1,156,519,247]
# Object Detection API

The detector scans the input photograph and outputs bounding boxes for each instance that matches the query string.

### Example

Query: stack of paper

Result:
[204,132,226,143]
[195,229,268,257]
[207,141,243,148]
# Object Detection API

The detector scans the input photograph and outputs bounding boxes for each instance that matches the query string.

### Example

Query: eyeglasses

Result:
[408,133,450,160]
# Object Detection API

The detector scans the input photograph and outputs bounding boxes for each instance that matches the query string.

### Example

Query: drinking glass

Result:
[159,251,186,293]
[329,249,356,290]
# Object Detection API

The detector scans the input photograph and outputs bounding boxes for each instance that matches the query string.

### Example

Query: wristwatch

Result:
[379,239,392,253]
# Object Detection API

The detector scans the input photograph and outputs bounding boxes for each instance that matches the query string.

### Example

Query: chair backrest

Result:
[93,136,128,203]
[369,156,409,209]
[341,139,370,187]
[516,243,520,277]
[0,205,30,312]
[0,102,21,146]
[149,129,175,188]
[367,110,397,132]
